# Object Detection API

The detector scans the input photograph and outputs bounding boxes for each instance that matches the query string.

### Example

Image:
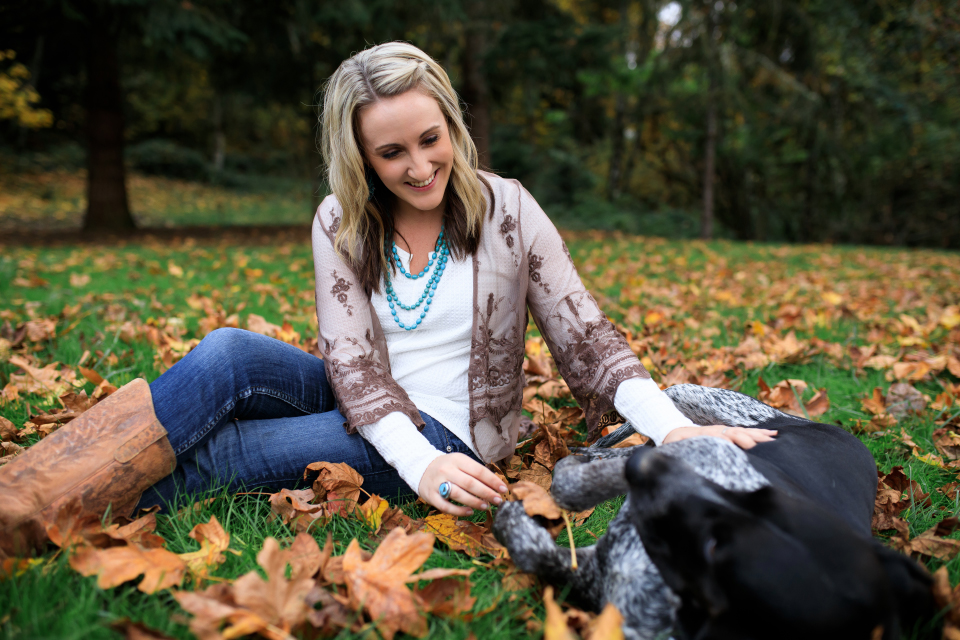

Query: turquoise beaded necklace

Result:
[385,225,449,331]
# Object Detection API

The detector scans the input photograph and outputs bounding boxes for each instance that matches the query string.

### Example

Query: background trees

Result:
[1,0,957,246]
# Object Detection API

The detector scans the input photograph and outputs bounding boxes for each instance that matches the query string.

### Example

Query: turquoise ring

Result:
[438,481,452,499]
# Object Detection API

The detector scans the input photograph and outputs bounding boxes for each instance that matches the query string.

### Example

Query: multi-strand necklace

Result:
[384,225,449,331]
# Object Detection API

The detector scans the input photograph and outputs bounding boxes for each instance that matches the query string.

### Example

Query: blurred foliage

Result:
[0,0,958,244]
[0,50,52,129]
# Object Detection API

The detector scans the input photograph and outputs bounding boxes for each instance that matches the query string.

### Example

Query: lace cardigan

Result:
[311,171,650,463]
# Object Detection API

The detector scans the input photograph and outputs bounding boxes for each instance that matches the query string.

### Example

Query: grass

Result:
[0,187,959,638]
[0,168,319,232]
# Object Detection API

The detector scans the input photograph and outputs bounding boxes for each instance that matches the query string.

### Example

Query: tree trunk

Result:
[607,93,626,201]
[212,93,225,173]
[83,8,135,232]
[700,5,719,241]
[17,35,45,150]
[701,97,716,240]
[461,23,491,168]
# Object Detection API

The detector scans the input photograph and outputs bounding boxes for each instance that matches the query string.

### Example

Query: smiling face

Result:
[358,89,454,220]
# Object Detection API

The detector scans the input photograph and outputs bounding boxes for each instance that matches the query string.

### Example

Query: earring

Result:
[367,172,376,201]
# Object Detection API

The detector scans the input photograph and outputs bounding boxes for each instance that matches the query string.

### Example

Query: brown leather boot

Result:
[0,378,175,557]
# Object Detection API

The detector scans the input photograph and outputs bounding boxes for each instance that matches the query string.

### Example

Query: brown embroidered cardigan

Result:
[311,171,651,463]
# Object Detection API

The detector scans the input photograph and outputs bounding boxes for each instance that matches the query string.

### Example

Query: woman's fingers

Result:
[450,472,501,509]
[445,481,490,511]
[718,426,778,450]
[430,489,474,516]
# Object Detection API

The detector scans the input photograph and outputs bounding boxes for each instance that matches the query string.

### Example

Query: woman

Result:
[0,42,774,555]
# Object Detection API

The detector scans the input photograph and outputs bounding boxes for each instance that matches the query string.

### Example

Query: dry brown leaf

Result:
[516,464,553,491]
[534,423,571,470]
[357,494,389,532]
[421,514,508,559]
[511,481,562,519]
[231,533,322,636]
[341,527,435,640]
[268,487,330,532]
[0,415,18,441]
[109,619,176,640]
[861,387,888,416]
[179,515,232,581]
[543,586,578,640]
[414,576,477,618]
[304,461,364,513]
[886,383,927,419]
[69,544,186,593]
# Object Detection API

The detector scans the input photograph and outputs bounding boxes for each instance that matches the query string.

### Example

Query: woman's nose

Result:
[407,150,433,181]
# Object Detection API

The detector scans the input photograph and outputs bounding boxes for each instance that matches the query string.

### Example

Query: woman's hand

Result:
[662,425,777,450]
[419,453,508,516]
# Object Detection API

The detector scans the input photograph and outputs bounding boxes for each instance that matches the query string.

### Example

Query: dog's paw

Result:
[493,502,565,574]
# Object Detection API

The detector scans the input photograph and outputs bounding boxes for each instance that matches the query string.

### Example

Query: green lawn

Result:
[1,216,958,638]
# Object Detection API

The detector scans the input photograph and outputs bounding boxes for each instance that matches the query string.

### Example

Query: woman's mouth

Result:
[406,170,438,191]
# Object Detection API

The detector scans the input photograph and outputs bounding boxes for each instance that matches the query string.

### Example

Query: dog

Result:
[494,384,938,640]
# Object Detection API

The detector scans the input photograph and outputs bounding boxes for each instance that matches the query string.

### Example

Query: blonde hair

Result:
[320,41,490,294]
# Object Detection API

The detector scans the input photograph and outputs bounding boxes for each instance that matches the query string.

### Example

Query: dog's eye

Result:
[704,538,717,561]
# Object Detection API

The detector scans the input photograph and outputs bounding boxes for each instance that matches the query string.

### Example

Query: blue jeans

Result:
[136,328,478,511]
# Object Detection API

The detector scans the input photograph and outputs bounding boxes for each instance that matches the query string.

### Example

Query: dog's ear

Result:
[872,542,940,639]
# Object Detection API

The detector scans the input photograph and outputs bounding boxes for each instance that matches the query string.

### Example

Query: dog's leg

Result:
[493,501,604,609]
[663,384,790,428]
[494,501,679,639]
[550,448,647,511]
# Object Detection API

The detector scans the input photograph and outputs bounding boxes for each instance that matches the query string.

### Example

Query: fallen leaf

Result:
[357,494,389,532]
[342,527,434,639]
[886,383,927,419]
[421,514,508,559]
[511,481,562,519]
[415,576,476,618]
[179,515,231,582]
[304,461,364,513]
[0,416,17,441]
[231,533,322,635]
[109,619,175,640]
[69,544,186,593]
[543,586,578,640]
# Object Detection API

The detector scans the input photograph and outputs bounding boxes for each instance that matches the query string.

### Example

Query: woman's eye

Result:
[423,135,439,146]
[382,150,400,160]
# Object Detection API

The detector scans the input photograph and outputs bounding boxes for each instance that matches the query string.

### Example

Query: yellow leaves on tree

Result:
[0,50,53,128]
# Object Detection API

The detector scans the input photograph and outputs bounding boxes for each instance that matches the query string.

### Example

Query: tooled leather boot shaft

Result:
[0,378,175,557]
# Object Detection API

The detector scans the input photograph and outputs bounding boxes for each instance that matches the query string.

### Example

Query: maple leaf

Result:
[421,513,508,558]
[179,515,232,582]
[0,415,18,441]
[304,461,364,513]
[415,576,476,618]
[511,481,562,519]
[69,544,187,593]
[341,527,435,639]
[357,493,389,532]
[268,487,330,532]
[543,586,578,640]
[885,382,927,419]
[231,533,323,635]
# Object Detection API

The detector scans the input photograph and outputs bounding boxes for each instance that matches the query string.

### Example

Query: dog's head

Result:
[625,449,938,640]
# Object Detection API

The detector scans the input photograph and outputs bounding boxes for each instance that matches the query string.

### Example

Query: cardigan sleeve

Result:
[519,185,669,441]
[312,198,424,432]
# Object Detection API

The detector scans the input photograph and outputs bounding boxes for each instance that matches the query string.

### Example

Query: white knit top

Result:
[358,246,694,494]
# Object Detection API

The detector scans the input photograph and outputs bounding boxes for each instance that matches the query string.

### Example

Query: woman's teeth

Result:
[409,171,436,188]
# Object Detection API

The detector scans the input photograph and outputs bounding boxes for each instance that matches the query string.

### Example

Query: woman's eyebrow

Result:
[373,124,442,153]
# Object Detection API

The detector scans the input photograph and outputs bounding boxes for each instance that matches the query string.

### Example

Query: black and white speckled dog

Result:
[494,384,938,640]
